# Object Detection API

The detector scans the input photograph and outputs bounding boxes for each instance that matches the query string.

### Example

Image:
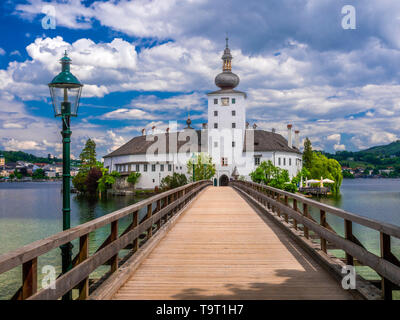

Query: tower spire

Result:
[222,37,232,72]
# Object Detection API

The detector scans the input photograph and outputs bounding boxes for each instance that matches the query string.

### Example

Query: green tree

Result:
[79,138,97,170]
[160,173,188,190]
[303,137,313,170]
[250,160,297,192]
[14,169,22,179]
[85,167,102,195]
[32,168,45,179]
[127,171,141,188]
[72,171,87,193]
[186,153,216,181]
[97,168,120,193]
[342,170,355,179]
[308,152,343,194]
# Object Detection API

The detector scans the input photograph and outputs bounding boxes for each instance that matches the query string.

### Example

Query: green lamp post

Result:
[48,51,83,300]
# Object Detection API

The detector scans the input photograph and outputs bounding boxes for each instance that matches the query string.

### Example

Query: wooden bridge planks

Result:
[112,187,353,300]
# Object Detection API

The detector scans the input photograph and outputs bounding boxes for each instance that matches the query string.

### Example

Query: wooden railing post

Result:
[303,203,309,239]
[132,210,139,252]
[284,195,289,223]
[344,219,354,265]
[293,199,298,230]
[320,210,327,253]
[21,258,37,300]
[380,232,393,300]
[78,234,89,300]
[146,203,152,239]
[276,193,281,217]
[110,221,119,273]
[156,199,161,230]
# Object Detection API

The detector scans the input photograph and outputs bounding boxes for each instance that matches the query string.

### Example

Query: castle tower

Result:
[207,38,247,185]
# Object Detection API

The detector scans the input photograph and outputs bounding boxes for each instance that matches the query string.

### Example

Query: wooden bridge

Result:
[1,180,399,300]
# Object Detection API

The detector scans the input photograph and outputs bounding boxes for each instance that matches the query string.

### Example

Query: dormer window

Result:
[221,98,229,106]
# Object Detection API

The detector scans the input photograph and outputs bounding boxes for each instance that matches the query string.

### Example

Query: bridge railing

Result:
[0,180,211,300]
[232,180,400,300]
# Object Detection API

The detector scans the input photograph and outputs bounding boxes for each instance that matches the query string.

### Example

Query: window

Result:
[214,98,218,104]
[214,123,218,129]
[136,164,140,171]
[221,157,228,166]
[221,97,229,106]
[168,164,172,171]
[255,157,260,166]
[278,158,281,166]
[232,123,236,129]
[283,158,286,166]
[214,141,218,147]
[144,164,148,172]
[289,158,292,166]
[232,141,235,147]
[160,164,164,171]
[232,110,236,116]
[180,166,182,170]
[232,98,236,104]
[152,164,156,172]
[214,110,218,116]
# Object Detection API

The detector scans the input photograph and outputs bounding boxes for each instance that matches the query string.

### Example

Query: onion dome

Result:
[215,37,240,90]
[185,113,193,129]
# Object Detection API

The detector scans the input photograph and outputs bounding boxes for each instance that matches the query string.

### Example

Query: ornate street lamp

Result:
[48,51,83,300]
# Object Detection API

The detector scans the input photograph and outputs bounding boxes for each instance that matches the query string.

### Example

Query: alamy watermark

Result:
[41,5,56,30]
[341,265,356,290]
[342,5,356,30]
[41,265,56,290]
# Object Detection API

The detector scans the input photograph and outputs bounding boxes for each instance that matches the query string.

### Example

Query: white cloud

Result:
[102,108,156,120]
[327,134,341,143]
[0,48,5,56]
[2,138,45,151]
[334,144,346,151]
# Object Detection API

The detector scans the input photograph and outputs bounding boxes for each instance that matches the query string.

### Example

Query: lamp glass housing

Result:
[49,84,82,117]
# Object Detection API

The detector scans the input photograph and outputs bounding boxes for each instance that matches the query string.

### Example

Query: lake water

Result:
[0,179,399,299]
[0,181,150,299]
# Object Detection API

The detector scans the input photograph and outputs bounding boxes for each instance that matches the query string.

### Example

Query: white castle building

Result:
[103,39,302,188]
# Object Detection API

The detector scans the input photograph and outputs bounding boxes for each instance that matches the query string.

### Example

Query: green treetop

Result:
[186,153,216,181]
[79,138,97,169]
[303,137,313,170]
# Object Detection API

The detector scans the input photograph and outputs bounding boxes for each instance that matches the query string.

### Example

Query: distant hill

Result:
[0,150,58,164]
[361,140,400,156]
[324,140,400,170]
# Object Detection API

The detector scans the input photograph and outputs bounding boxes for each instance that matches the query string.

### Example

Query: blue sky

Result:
[1,0,400,159]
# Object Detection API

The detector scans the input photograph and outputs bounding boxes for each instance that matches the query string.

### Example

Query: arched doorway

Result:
[219,174,229,186]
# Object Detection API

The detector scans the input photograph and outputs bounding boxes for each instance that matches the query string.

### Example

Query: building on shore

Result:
[103,39,302,189]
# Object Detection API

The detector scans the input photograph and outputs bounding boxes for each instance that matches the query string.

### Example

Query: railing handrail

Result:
[0,180,209,275]
[233,180,400,239]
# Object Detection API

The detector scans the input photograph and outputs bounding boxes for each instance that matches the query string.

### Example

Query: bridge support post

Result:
[344,220,354,266]
[380,232,393,300]
[78,234,89,300]
[320,210,327,253]
[21,258,37,300]
[302,203,309,239]
[110,221,119,273]
[293,199,298,230]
